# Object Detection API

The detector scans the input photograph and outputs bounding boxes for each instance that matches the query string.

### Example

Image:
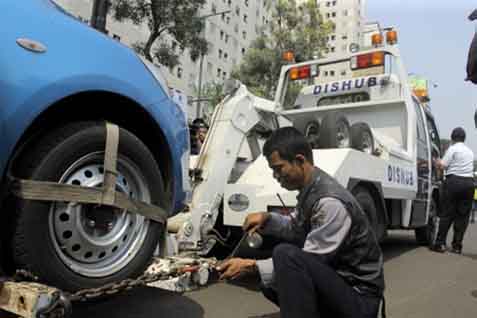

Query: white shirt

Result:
[441,142,474,177]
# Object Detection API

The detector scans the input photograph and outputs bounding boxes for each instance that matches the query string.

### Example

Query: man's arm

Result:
[302,197,351,260]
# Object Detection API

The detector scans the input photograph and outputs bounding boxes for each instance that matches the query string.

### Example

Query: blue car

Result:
[0,0,190,291]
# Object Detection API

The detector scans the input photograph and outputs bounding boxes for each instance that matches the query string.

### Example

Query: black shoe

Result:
[450,247,462,254]
[430,244,446,253]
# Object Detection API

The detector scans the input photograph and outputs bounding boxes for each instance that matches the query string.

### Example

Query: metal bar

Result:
[102,122,119,206]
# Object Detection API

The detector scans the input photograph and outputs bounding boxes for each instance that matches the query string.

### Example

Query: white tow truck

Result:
[171,27,443,257]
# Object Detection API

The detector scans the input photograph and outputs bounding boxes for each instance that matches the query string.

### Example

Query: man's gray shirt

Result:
[256,197,351,287]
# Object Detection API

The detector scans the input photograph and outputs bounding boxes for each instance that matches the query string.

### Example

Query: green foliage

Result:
[233,0,333,99]
[110,0,208,68]
[192,82,225,122]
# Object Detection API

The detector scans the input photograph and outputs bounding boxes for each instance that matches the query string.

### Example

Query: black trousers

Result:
[261,243,381,318]
[435,175,474,250]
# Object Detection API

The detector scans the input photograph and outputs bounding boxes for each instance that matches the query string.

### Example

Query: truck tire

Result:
[318,112,350,149]
[352,186,386,241]
[350,122,374,154]
[11,122,165,291]
[304,120,320,149]
[415,198,438,246]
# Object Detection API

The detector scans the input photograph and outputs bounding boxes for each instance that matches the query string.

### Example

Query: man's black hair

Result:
[451,127,466,142]
[263,127,313,164]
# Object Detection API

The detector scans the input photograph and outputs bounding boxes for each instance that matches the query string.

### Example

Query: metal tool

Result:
[227,232,248,259]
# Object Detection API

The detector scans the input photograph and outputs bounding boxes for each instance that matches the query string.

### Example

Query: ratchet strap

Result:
[10,122,168,224]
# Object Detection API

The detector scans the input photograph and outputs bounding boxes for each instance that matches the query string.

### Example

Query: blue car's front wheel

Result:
[11,122,166,291]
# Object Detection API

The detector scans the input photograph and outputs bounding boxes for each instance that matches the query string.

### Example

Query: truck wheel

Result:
[304,121,320,149]
[415,198,438,246]
[318,112,350,149]
[11,122,165,291]
[350,122,374,154]
[352,186,386,241]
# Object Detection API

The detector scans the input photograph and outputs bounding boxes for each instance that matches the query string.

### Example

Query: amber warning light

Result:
[289,64,319,81]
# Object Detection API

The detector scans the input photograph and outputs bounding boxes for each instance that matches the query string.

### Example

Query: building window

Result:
[226,16,231,24]
[228,0,232,6]
[224,52,228,60]
[243,14,248,23]
[242,48,246,54]
[218,49,223,58]
[331,12,336,17]
[330,47,335,52]
[217,68,222,77]
[220,30,224,40]
[235,6,240,16]
[341,70,346,76]
[326,1,331,7]
[330,70,335,76]
[177,67,183,79]
[207,62,213,75]
[343,9,348,16]
[225,34,229,43]
[234,24,239,33]
[242,31,247,39]
[245,0,249,6]
[221,12,226,21]
[332,0,337,5]
[331,35,336,41]
[324,71,329,76]
[211,3,217,14]
[223,71,227,79]
[342,34,348,40]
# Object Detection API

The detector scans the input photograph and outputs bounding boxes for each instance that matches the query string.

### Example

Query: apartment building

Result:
[314,0,367,82]
[53,0,273,118]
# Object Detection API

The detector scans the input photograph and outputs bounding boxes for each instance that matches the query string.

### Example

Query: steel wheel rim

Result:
[48,152,151,277]
[361,131,373,154]
[336,121,350,148]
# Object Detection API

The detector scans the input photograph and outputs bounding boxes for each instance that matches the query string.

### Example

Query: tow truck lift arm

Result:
[176,83,279,254]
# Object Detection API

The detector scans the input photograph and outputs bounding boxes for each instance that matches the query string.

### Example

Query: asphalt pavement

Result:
[68,223,477,318]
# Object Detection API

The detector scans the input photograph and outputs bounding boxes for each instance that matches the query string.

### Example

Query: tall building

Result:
[53,0,273,119]
[312,0,367,82]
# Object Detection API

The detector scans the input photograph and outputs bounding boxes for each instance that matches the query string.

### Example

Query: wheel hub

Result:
[48,153,151,277]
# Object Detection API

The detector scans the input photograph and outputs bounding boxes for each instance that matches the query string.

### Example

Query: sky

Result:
[366,0,477,153]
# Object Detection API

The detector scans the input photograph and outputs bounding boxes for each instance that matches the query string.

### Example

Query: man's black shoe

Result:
[450,247,462,254]
[429,244,446,253]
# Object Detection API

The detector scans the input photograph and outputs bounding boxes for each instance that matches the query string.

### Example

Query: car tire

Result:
[352,186,386,241]
[350,122,375,154]
[318,112,351,149]
[415,198,438,246]
[11,122,165,291]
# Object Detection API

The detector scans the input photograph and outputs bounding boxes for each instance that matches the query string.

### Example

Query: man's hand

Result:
[243,212,270,233]
[216,258,257,280]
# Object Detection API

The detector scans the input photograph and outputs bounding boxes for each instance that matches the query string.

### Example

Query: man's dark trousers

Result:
[261,243,380,318]
[436,175,475,250]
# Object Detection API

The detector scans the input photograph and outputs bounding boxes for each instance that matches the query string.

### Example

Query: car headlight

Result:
[138,55,170,98]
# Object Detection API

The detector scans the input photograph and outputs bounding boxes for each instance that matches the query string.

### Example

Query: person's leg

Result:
[272,243,378,318]
[434,180,457,249]
[260,284,280,307]
[452,179,474,251]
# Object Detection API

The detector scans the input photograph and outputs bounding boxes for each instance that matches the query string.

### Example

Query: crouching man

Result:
[217,127,385,318]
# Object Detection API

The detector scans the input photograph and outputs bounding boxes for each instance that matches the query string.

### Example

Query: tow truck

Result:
[171,26,443,258]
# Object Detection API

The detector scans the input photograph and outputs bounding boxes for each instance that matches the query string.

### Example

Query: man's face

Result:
[268,151,305,191]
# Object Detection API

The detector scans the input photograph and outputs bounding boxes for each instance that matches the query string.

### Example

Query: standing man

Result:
[431,127,475,254]
[217,127,385,318]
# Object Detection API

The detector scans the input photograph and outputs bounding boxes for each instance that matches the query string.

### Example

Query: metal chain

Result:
[67,269,177,302]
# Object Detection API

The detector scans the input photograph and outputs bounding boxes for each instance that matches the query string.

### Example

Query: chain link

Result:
[67,269,177,302]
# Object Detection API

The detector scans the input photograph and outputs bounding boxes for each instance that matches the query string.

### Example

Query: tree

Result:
[192,82,225,122]
[110,0,209,69]
[232,0,333,99]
